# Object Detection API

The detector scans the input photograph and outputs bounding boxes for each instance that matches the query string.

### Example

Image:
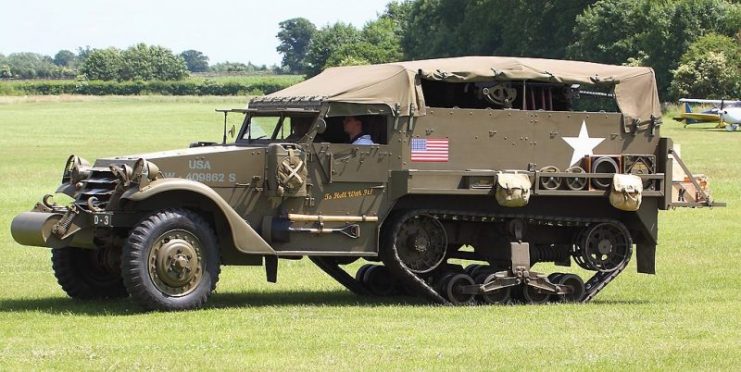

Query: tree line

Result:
[276,0,740,99]
[0,45,278,81]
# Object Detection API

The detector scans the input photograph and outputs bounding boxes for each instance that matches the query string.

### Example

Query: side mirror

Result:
[315,118,327,134]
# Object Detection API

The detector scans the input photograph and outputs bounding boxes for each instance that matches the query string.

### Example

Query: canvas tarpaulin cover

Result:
[258,56,661,126]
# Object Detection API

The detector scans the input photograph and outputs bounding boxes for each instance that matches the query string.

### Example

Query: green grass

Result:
[0,97,739,370]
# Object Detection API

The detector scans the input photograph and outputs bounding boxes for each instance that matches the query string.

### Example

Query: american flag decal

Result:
[411,138,449,162]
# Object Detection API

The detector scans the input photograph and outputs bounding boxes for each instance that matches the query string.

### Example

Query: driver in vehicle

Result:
[343,116,375,144]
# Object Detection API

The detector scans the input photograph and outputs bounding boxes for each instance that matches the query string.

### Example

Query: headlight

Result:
[109,164,133,187]
[58,155,91,196]
[132,158,161,187]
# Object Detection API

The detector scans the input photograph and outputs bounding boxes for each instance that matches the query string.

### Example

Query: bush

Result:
[0,78,299,96]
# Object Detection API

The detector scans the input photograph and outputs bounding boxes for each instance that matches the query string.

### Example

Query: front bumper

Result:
[10,206,118,249]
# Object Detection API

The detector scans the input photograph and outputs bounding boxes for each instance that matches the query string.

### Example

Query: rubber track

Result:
[383,209,633,305]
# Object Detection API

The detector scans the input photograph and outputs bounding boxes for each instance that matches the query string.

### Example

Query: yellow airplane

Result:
[674,98,741,131]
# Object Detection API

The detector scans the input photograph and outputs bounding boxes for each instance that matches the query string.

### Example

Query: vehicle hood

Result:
[93,145,266,187]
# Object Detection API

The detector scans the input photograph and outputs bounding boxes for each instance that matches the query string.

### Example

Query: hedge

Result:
[0,79,296,96]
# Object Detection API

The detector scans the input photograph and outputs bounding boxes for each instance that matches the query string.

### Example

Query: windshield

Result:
[238,113,316,143]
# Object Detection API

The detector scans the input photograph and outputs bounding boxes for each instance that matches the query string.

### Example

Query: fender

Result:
[121,178,276,256]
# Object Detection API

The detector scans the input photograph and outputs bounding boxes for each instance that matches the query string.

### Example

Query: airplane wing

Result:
[673,112,721,123]
[680,98,741,105]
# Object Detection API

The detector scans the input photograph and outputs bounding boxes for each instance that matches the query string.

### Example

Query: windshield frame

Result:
[235,110,319,145]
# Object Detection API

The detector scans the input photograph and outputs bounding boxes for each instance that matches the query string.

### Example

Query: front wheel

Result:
[51,246,128,299]
[122,209,220,311]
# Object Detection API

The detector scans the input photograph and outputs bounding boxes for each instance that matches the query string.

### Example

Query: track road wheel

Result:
[51,246,128,299]
[362,265,397,296]
[439,273,475,305]
[464,264,483,277]
[355,264,374,283]
[122,209,220,311]
[547,272,564,302]
[547,272,563,284]
[522,283,550,304]
[557,274,585,302]
[476,273,511,305]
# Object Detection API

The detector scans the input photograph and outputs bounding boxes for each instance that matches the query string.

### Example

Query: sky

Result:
[0,0,393,66]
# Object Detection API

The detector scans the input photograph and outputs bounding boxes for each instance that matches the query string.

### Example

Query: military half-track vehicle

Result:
[11,57,721,310]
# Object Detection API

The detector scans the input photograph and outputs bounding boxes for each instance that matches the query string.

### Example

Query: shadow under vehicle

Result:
[10,57,722,310]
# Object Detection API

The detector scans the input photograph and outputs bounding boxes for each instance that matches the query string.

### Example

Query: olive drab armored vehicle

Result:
[11,57,722,310]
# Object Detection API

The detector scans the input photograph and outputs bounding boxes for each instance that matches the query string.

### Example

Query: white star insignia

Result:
[562,120,605,166]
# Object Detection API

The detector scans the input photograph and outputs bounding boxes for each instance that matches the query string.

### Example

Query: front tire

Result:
[122,209,220,311]
[51,246,128,299]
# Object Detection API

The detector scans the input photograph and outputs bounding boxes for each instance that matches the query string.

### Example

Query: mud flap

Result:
[265,255,278,283]
[636,243,656,274]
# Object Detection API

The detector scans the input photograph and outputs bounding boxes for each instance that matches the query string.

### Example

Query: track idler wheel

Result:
[572,222,632,272]
[475,273,511,305]
[438,273,476,305]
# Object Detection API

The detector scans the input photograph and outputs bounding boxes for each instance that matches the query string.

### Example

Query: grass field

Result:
[0,96,739,370]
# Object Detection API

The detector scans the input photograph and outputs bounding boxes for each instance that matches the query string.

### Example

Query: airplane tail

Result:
[681,102,698,124]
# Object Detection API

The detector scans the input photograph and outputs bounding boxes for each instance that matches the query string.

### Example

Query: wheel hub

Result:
[149,230,203,296]
[414,234,430,253]
[597,239,612,255]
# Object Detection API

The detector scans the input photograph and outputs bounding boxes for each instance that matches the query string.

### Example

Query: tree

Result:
[80,48,123,80]
[119,44,188,81]
[180,50,209,72]
[401,0,595,60]
[77,46,93,64]
[3,52,66,79]
[569,0,740,98]
[669,34,740,99]
[53,50,76,67]
[0,58,11,79]
[276,18,316,74]
[305,22,362,76]
[361,16,404,63]
[380,1,414,41]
